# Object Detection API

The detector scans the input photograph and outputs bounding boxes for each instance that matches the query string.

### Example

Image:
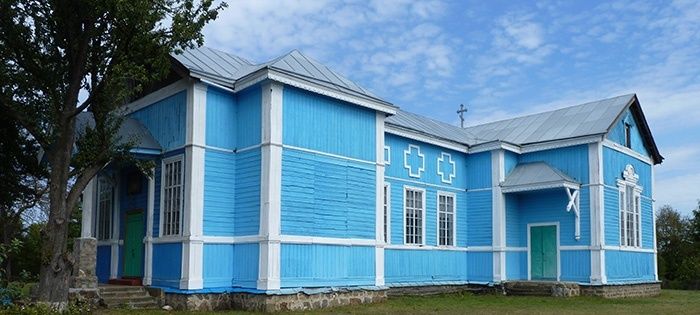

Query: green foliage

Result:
[0,239,22,283]
[656,203,700,289]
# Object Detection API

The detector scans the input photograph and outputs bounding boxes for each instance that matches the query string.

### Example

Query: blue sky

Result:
[202,0,700,215]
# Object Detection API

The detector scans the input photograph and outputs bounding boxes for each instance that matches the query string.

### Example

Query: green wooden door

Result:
[530,225,557,280]
[123,211,144,277]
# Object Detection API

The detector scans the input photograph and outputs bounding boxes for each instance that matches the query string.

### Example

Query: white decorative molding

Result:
[80,179,96,238]
[491,150,506,283]
[566,187,581,240]
[602,139,653,166]
[403,144,425,178]
[622,164,640,184]
[258,81,284,291]
[180,82,207,290]
[143,168,156,286]
[375,112,386,286]
[617,164,643,250]
[588,142,607,284]
[437,152,456,184]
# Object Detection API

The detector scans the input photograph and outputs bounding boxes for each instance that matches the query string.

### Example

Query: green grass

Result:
[97,290,700,315]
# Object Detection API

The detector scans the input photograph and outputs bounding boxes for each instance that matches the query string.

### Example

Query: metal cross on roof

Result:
[457,104,468,128]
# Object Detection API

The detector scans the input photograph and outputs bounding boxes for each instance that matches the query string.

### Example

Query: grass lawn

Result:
[97,289,700,315]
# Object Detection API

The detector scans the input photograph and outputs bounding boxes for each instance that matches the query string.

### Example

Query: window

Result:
[383,184,390,243]
[384,146,391,165]
[624,123,632,148]
[96,176,114,240]
[438,192,455,246]
[162,156,184,236]
[404,187,424,245]
[619,165,642,247]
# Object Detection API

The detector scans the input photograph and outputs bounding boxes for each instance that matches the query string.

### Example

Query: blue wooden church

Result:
[79,47,663,308]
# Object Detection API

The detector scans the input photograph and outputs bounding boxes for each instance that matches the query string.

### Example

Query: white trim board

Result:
[375,111,386,286]
[385,176,465,192]
[602,139,653,165]
[123,79,190,114]
[402,185,427,245]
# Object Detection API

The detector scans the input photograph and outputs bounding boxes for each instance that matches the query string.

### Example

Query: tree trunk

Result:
[36,117,76,306]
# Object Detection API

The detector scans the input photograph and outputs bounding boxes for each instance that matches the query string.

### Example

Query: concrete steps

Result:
[504,281,580,297]
[98,285,159,309]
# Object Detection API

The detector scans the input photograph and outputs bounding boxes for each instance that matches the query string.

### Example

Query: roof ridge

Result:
[465,93,636,130]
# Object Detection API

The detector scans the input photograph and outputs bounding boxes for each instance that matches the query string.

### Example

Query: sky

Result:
[201,0,700,215]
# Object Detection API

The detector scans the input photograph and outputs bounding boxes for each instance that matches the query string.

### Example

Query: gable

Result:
[606,108,650,157]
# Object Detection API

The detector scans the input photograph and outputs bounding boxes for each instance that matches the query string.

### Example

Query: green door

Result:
[123,211,144,277]
[530,225,557,280]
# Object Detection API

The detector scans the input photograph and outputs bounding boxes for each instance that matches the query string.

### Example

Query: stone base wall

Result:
[580,282,661,298]
[164,289,387,312]
[387,284,498,297]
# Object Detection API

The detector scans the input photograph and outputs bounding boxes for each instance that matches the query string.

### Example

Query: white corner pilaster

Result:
[81,178,96,238]
[375,112,386,286]
[589,142,607,284]
[651,162,658,281]
[110,174,120,279]
[143,168,156,286]
[180,81,207,290]
[258,81,284,291]
[492,149,506,283]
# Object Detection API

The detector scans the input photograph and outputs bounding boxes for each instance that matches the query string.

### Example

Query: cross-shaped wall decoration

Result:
[437,152,456,184]
[403,144,425,178]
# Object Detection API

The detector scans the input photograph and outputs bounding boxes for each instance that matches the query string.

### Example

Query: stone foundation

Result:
[580,282,661,298]
[164,288,387,312]
[70,238,98,290]
[387,284,498,297]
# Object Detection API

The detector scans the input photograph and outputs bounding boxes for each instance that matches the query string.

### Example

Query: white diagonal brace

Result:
[566,187,581,240]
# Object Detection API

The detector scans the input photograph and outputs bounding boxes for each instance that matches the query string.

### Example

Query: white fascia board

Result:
[232,68,397,115]
[123,79,190,114]
[500,181,580,194]
[602,139,653,165]
[520,135,602,154]
[468,141,521,154]
[385,126,468,153]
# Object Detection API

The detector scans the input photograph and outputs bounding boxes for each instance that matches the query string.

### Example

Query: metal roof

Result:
[172,47,390,105]
[76,112,162,152]
[501,162,579,193]
[386,94,644,147]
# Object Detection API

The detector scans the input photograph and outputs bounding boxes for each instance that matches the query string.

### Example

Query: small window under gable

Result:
[618,164,642,248]
[624,122,632,149]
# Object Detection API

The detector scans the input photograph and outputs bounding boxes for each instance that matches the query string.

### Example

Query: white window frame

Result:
[618,164,642,248]
[96,175,115,241]
[160,154,185,237]
[437,191,456,247]
[383,183,391,244]
[384,146,391,165]
[403,185,426,245]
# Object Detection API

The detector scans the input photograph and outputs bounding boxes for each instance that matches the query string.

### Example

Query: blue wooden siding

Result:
[603,147,652,197]
[519,144,589,184]
[203,149,236,236]
[506,190,590,246]
[151,243,182,288]
[605,250,655,283]
[504,151,519,177]
[384,249,468,284]
[96,245,111,283]
[280,244,374,287]
[384,134,467,188]
[206,87,237,149]
[206,85,261,150]
[466,190,492,246]
[234,149,261,236]
[281,149,375,238]
[506,251,527,280]
[129,90,187,151]
[236,86,262,148]
[283,86,375,161]
[465,152,491,189]
[560,250,590,282]
[607,109,649,156]
[467,252,493,282]
[202,243,258,289]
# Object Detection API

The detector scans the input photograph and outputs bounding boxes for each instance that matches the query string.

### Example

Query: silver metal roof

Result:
[386,94,636,147]
[76,112,162,152]
[501,162,579,193]
[172,47,389,105]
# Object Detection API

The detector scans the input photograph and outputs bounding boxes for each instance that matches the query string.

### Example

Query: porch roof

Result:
[75,112,162,155]
[501,162,580,193]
